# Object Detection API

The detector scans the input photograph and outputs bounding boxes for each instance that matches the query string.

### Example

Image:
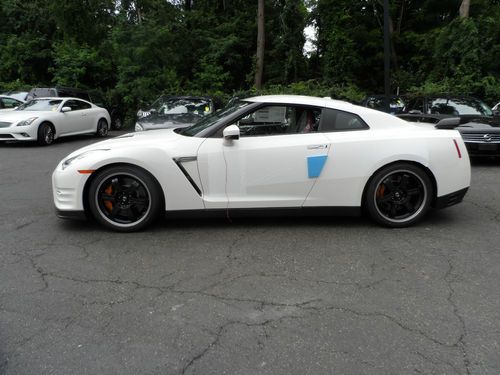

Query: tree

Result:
[459,0,470,17]
[254,0,265,89]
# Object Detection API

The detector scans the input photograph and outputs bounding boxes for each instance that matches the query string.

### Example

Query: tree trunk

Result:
[459,0,470,17]
[254,0,265,89]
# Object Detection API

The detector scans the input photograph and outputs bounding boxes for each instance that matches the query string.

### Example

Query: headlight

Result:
[61,149,109,170]
[135,123,144,132]
[16,117,38,127]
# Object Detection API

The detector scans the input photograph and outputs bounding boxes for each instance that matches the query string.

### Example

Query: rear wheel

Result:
[87,166,163,232]
[37,123,55,146]
[96,119,109,137]
[365,163,433,227]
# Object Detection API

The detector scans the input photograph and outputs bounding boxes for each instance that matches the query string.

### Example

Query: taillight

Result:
[453,139,462,159]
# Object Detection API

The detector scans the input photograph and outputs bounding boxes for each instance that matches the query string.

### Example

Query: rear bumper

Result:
[434,187,469,209]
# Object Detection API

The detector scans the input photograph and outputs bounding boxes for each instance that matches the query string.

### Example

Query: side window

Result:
[76,100,91,110]
[233,105,322,137]
[2,98,21,109]
[65,100,81,111]
[319,109,368,132]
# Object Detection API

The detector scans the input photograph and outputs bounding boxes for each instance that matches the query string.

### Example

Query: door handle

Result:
[307,144,328,150]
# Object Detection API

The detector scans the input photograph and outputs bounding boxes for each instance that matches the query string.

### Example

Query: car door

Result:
[303,108,372,208]
[58,99,87,135]
[197,104,331,209]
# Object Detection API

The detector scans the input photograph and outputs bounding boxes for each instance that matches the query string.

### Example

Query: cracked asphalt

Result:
[1,133,499,374]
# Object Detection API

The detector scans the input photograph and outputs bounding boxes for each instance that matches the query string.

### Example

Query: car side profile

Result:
[53,95,471,231]
[0,97,111,145]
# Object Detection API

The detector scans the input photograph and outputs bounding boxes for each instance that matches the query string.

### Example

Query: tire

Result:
[112,117,123,130]
[87,165,163,232]
[364,163,433,228]
[96,119,109,137]
[37,122,55,146]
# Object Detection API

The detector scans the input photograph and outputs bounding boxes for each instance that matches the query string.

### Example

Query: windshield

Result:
[180,100,250,137]
[17,99,62,111]
[152,97,213,117]
[429,98,493,116]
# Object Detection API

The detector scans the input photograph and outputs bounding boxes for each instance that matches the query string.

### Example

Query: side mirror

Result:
[493,110,500,117]
[223,125,240,140]
[61,106,72,113]
[408,110,423,114]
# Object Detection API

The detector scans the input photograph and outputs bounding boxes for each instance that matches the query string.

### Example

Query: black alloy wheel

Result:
[365,163,433,227]
[96,119,109,137]
[88,166,163,231]
[37,123,55,146]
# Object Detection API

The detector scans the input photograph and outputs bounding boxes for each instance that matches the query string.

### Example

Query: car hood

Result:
[458,121,500,132]
[67,129,183,156]
[458,115,500,126]
[137,113,202,128]
[0,111,47,123]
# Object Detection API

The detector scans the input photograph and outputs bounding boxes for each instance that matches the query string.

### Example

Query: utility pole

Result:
[383,0,391,112]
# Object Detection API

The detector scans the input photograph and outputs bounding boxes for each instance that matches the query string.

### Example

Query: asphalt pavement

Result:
[1,132,499,374]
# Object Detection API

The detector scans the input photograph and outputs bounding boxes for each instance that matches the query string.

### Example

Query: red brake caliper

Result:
[103,185,113,212]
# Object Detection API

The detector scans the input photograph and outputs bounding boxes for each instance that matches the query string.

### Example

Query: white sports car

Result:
[0,97,111,145]
[52,95,471,231]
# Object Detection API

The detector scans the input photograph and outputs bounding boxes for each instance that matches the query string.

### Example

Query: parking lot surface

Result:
[1,134,499,374]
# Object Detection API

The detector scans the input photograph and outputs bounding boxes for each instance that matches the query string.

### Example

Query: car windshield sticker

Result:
[307,155,328,178]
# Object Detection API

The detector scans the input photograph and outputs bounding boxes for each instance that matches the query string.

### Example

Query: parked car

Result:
[493,102,500,113]
[0,97,110,145]
[399,96,500,156]
[135,95,214,132]
[0,95,24,111]
[27,87,124,130]
[361,95,406,114]
[1,90,29,101]
[53,95,470,231]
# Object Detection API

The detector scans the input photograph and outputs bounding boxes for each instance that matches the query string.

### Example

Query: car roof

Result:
[28,97,94,104]
[244,95,384,116]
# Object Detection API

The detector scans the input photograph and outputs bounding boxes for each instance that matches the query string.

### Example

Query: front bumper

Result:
[56,209,87,220]
[52,166,90,211]
[464,142,500,156]
[0,125,38,141]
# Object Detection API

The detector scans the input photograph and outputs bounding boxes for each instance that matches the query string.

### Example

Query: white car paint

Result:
[53,95,471,230]
[0,97,110,143]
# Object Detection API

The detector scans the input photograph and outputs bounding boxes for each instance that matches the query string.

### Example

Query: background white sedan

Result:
[53,95,470,231]
[0,95,24,111]
[0,97,110,145]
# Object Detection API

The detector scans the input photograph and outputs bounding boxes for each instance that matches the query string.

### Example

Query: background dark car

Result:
[361,95,406,114]
[26,87,124,129]
[135,95,214,132]
[399,96,500,156]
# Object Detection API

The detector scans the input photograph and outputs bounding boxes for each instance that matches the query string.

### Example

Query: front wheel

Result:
[87,166,163,232]
[96,119,109,137]
[37,123,55,146]
[365,163,433,227]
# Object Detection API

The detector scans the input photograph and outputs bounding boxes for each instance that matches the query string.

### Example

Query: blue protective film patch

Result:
[307,155,328,178]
